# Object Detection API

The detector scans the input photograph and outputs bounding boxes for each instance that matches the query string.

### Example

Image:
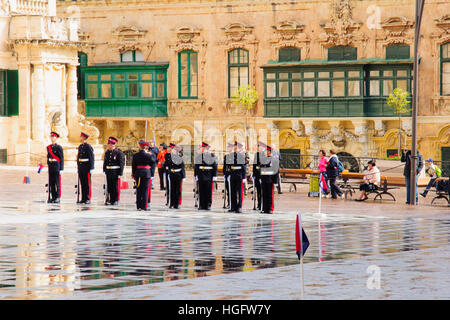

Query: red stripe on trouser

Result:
[271,183,274,212]
[88,173,91,200]
[58,174,61,198]
[240,181,243,208]
[118,178,121,201]
[179,180,183,205]
[145,179,152,209]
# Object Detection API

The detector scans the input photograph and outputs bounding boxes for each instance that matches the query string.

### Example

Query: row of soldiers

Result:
[45,132,279,213]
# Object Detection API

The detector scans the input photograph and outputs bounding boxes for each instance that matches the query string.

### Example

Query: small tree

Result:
[231,85,259,148]
[386,88,411,156]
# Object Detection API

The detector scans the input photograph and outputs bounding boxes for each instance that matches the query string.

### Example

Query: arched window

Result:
[178,50,198,99]
[120,50,144,63]
[328,46,357,61]
[386,44,410,59]
[228,48,249,97]
[278,47,301,62]
[441,43,450,96]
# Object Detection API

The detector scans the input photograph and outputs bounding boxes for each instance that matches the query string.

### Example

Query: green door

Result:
[441,147,450,177]
[280,149,300,169]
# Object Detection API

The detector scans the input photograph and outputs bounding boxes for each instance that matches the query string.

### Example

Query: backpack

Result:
[337,160,345,174]
[435,165,442,178]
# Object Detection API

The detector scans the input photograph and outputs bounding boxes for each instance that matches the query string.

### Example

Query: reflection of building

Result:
[1,0,449,167]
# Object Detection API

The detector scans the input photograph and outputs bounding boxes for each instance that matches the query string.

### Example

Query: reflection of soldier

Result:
[251,219,276,268]
[402,218,418,251]
[164,223,184,281]
[222,221,245,272]
[193,217,215,277]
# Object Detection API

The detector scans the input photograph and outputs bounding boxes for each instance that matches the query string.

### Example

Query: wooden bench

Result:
[431,177,450,206]
[279,168,314,192]
[339,173,399,201]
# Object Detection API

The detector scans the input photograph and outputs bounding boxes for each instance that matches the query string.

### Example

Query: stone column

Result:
[303,120,319,155]
[31,63,45,142]
[354,120,370,157]
[66,63,79,142]
[14,62,32,165]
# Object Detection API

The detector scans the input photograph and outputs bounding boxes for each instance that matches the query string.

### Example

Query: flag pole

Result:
[298,213,305,300]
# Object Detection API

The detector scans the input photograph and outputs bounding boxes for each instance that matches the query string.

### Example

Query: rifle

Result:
[46,174,50,203]
[252,176,256,210]
[166,171,171,206]
[193,178,199,208]
[75,175,80,203]
[103,173,109,205]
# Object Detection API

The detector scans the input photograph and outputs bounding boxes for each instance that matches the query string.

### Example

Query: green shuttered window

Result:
[328,46,357,61]
[441,43,450,96]
[1,70,19,116]
[178,50,198,99]
[228,49,249,97]
[386,44,410,59]
[279,47,301,62]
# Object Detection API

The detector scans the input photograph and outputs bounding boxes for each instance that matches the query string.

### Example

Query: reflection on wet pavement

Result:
[0,201,449,299]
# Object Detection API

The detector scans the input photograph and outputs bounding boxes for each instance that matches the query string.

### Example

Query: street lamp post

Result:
[410,0,425,205]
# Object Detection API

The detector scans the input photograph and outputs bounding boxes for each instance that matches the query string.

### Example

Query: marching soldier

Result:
[194,142,217,210]
[169,145,186,209]
[222,143,233,209]
[252,141,266,211]
[77,132,95,204]
[260,145,279,214]
[103,137,125,205]
[132,140,155,211]
[164,143,175,206]
[224,141,246,213]
[47,132,64,203]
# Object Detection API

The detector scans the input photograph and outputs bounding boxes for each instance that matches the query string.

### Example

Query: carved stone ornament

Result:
[112,25,147,42]
[379,16,414,46]
[269,20,311,60]
[431,97,450,115]
[77,114,100,145]
[109,25,153,58]
[319,0,367,48]
[168,100,205,117]
[222,22,255,43]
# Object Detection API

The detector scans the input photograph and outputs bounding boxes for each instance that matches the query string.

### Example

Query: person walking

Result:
[420,158,441,198]
[169,145,186,209]
[46,131,64,203]
[157,143,168,190]
[355,160,380,201]
[194,142,217,210]
[224,141,246,213]
[401,149,424,204]
[77,132,95,204]
[132,140,155,211]
[103,137,124,206]
[326,149,344,200]
[260,145,279,214]
[318,149,329,197]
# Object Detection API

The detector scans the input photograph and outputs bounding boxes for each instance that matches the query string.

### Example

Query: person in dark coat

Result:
[252,141,266,211]
[222,143,233,209]
[326,149,344,200]
[77,132,95,204]
[132,140,156,211]
[47,131,64,203]
[103,137,125,205]
[164,143,175,206]
[194,142,218,210]
[224,141,246,213]
[401,149,424,204]
[169,145,186,209]
[260,145,279,214]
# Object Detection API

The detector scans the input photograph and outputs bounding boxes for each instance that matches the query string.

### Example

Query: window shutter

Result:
[328,46,357,61]
[386,44,410,59]
[6,70,19,116]
[279,47,300,62]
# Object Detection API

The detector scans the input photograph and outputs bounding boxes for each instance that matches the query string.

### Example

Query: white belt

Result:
[79,158,90,162]
[48,158,58,162]
[171,168,182,172]
[261,171,275,175]
[199,166,213,170]
[231,166,242,170]
[106,166,120,169]
[255,166,261,169]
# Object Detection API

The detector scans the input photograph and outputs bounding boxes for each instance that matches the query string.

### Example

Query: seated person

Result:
[355,160,380,201]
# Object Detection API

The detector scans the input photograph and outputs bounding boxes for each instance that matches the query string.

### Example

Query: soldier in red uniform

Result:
[47,132,64,203]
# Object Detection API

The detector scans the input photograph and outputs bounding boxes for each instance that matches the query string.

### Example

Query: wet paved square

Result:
[0,168,449,299]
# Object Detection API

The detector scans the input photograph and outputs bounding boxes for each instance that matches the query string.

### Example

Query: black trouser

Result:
[360,183,378,193]
[328,176,343,198]
[198,179,213,210]
[261,182,274,213]
[48,170,61,201]
[230,176,244,211]
[78,171,91,202]
[158,167,165,189]
[253,176,262,209]
[106,171,120,203]
[136,176,151,210]
[170,173,183,208]
[165,171,171,205]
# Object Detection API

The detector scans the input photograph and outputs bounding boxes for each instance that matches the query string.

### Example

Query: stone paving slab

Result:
[55,245,450,300]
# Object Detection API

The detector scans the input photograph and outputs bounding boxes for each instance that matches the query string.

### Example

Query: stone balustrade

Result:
[10,0,53,16]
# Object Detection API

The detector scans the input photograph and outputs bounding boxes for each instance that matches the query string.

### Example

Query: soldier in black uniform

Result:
[132,140,156,211]
[169,145,186,209]
[77,132,95,204]
[47,131,64,203]
[194,142,217,210]
[252,141,266,211]
[103,137,125,206]
[224,141,246,213]
[145,141,158,204]
[164,143,175,206]
[222,143,233,209]
[260,145,279,214]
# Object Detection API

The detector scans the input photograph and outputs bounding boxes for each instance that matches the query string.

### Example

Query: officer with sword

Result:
[103,137,124,206]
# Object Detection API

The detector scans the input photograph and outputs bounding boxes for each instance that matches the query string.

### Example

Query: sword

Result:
[252,176,256,210]
[46,173,50,203]
[166,171,171,206]
[75,175,80,203]
[194,178,199,208]
[103,173,109,205]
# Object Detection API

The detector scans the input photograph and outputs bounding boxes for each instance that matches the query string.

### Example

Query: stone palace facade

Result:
[0,0,449,167]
